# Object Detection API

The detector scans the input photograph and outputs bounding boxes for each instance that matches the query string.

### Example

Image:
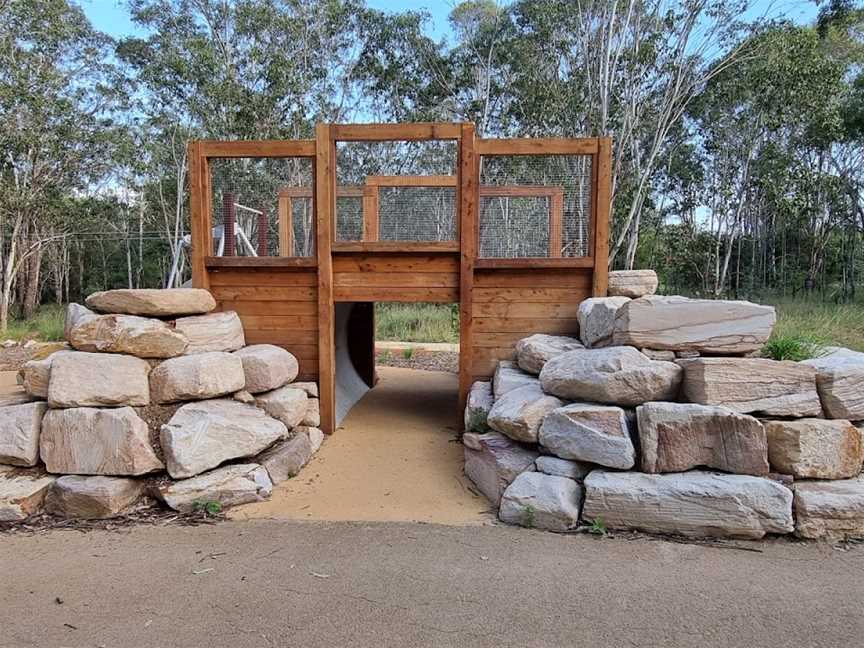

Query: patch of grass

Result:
[761,335,824,362]
[401,347,414,360]
[521,505,536,529]
[587,517,607,536]
[375,303,458,344]
[761,298,864,355]
[192,500,223,517]
[4,305,66,342]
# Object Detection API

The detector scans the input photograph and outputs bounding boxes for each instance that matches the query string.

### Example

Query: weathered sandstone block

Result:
[492,361,537,399]
[577,297,630,348]
[20,350,72,398]
[45,475,144,519]
[464,381,494,433]
[540,347,681,407]
[175,311,245,354]
[149,352,245,403]
[515,334,583,375]
[637,402,769,475]
[301,398,320,427]
[67,306,188,358]
[160,399,286,479]
[85,288,216,317]
[254,386,308,429]
[153,464,272,513]
[793,477,864,540]
[583,470,793,539]
[535,456,593,481]
[499,472,583,532]
[40,407,162,475]
[233,344,298,393]
[0,402,47,467]
[607,269,658,298]
[487,383,565,443]
[681,358,822,417]
[0,469,56,521]
[803,349,864,420]
[284,381,319,398]
[257,432,314,484]
[463,432,538,506]
[48,352,151,408]
[612,296,775,354]
[539,403,634,469]
[765,419,863,480]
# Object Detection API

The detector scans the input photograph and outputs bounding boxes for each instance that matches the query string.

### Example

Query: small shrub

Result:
[761,335,824,362]
[521,505,536,528]
[192,500,223,516]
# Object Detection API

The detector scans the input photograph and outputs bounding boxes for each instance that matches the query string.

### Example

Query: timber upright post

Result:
[458,123,477,425]
[592,137,612,297]
[315,123,337,434]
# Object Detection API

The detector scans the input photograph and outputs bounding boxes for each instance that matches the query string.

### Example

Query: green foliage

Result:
[587,517,607,536]
[375,303,459,343]
[465,408,490,434]
[192,500,223,517]
[766,298,864,352]
[5,306,66,342]
[521,505,535,529]
[761,335,825,362]
[401,347,414,360]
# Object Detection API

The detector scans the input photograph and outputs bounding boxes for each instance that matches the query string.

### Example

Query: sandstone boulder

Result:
[612,296,776,354]
[20,350,72,398]
[681,358,822,417]
[0,469,56,521]
[284,381,319,398]
[539,403,634,469]
[463,431,538,506]
[160,399,286,479]
[304,426,325,454]
[637,402,768,475]
[577,297,630,348]
[233,344,298,393]
[255,385,309,429]
[64,302,93,339]
[67,307,188,358]
[515,334,583,375]
[607,269,658,298]
[149,352,245,403]
[583,470,793,539]
[499,472,583,532]
[175,311,245,354]
[301,398,321,427]
[540,347,681,406]
[0,402,47,467]
[45,475,144,519]
[40,407,163,476]
[85,288,216,317]
[487,383,565,443]
[492,361,538,399]
[464,381,494,433]
[803,350,864,420]
[535,456,593,481]
[153,464,272,513]
[257,432,314,484]
[793,477,864,540]
[48,352,151,408]
[765,419,863,480]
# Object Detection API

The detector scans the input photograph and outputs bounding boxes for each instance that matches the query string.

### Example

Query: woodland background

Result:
[2,0,864,334]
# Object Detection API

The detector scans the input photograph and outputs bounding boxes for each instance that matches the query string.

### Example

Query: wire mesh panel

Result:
[210,157,314,257]
[335,140,458,242]
[478,154,593,258]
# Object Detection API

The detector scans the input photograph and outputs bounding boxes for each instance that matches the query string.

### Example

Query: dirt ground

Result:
[233,366,491,524]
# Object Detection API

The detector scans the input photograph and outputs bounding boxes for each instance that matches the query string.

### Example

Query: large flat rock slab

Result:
[515,334,583,375]
[612,296,776,354]
[793,477,864,540]
[85,288,216,317]
[681,358,822,417]
[499,472,583,532]
[539,403,634,469]
[540,347,681,406]
[67,306,188,358]
[153,463,272,513]
[0,402,47,467]
[583,470,793,539]
[607,270,658,298]
[174,311,245,354]
[40,407,163,476]
[0,469,56,522]
[233,344,298,393]
[150,352,245,404]
[765,419,863,480]
[160,399,286,479]
[487,383,564,443]
[48,352,151,408]
[463,431,538,506]
[45,475,144,519]
[638,402,768,475]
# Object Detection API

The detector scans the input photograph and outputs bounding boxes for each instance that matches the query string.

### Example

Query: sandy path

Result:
[233,366,491,524]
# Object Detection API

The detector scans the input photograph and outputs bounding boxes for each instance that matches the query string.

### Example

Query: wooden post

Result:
[257,207,269,255]
[315,124,337,434]
[362,184,379,242]
[592,137,612,296]
[188,141,210,289]
[458,123,477,428]
[223,192,236,257]
[278,195,292,256]
[549,190,564,258]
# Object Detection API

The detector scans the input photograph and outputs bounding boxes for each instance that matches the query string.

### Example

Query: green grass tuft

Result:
[4,305,66,341]
[761,335,824,361]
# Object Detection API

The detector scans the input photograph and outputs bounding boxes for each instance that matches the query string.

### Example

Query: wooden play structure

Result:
[188,123,611,434]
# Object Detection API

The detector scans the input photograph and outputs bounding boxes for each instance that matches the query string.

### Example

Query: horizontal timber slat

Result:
[332,255,459,273]
[236,315,319,330]
[334,272,459,288]
[473,287,591,303]
[216,300,319,315]
[333,123,462,141]
[472,301,583,318]
[200,140,316,158]
[473,317,580,335]
[334,286,459,303]
[210,271,318,287]
[242,330,318,345]
[332,241,459,253]
[205,257,317,269]
[474,258,594,269]
[474,269,592,288]
[210,286,317,301]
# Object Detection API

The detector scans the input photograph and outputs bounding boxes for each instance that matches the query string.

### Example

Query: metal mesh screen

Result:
[210,157,314,257]
[335,140,458,242]
[478,154,592,258]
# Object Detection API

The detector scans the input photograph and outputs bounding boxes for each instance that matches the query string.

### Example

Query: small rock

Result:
[233,344,298,393]
[0,469,56,522]
[607,270,658,298]
[499,472,583,532]
[301,398,321,427]
[160,399,286,479]
[284,382,319,398]
[257,433,314,484]
[45,476,144,519]
[793,477,864,540]
[535,456,593,481]
[48,352,151,408]
[577,297,630,348]
[153,464,273,513]
[515,334,583,375]
[464,381,494,433]
[582,470,793,539]
[175,311,245,354]
[765,419,863,480]
[233,390,255,404]
[300,426,325,454]
[539,403,634,469]
[641,348,676,361]
[150,352,246,404]
[487,383,564,443]
[492,361,538,399]
[464,432,538,506]
[85,288,216,317]
[0,402,47,467]
[255,386,309,429]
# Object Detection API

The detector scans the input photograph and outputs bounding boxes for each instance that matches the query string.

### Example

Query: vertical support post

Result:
[592,137,612,296]
[316,124,337,434]
[362,184,380,242]
[223,192,236,257]
[278,194,293,256]
[458,123,477,429]
[257,207,269,255]
[549,190,564,258]
[188,141,210,289]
